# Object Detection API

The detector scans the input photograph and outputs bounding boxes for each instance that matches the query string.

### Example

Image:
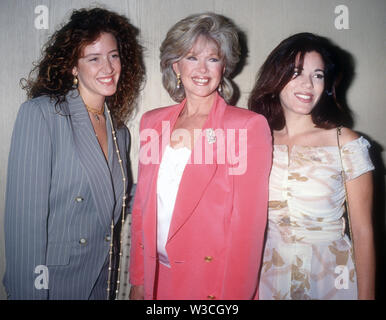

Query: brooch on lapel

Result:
[205,128,216,144]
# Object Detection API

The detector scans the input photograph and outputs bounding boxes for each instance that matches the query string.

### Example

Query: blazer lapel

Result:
[167,93,226,241]
[66,90,115,229]
[105,109,125,225]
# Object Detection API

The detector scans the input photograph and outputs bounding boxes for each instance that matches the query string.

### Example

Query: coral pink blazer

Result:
[129,93,272,300]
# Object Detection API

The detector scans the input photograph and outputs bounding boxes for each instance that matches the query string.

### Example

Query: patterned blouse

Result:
[259,137,374,300]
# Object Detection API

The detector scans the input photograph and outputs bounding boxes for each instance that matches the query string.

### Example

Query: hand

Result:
[129,285,144,300]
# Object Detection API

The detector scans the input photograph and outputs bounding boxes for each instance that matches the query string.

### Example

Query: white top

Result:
[156,145,191,267]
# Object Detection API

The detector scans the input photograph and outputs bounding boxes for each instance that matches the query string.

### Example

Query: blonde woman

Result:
[129,13,272,300]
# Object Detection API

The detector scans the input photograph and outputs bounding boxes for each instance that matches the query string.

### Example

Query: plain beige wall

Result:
[0,0,384,299]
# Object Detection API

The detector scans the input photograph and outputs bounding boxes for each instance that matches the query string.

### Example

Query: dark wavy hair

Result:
[248,32,347,131]
[22,7,145,128]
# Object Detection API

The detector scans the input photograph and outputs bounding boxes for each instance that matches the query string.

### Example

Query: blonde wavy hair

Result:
[160,12,241,103]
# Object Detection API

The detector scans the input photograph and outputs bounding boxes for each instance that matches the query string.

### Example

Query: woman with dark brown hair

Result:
[249,33,375,300]
[4,7,144,299]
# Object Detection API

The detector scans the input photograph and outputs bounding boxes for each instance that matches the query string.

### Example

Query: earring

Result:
[218,82,222,93]
[72,76,78,89]
[176,73,181,89]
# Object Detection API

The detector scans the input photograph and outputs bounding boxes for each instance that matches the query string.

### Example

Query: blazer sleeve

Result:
[222,114,272,299]
[128,114,147,286]
[4,101,51,299]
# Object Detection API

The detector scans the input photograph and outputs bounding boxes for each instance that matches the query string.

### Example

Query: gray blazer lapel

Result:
[66,90,115,229]
[105,110,127,224]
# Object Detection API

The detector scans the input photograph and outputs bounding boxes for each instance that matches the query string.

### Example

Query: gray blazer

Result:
[3,90,132,299]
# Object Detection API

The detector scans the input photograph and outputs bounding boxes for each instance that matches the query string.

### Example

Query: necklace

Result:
[105,104,127,300]
[86,104,105,122]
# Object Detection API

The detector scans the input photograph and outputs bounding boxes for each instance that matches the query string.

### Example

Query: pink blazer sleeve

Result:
[222,114,272,299]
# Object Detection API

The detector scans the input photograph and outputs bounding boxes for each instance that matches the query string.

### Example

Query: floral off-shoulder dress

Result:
[259,137,374,300]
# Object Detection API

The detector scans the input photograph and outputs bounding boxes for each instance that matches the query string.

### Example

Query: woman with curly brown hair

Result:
[3,7,144,300]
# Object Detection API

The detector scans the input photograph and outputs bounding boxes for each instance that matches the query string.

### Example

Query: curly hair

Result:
[160,12,241,103]
[248,32,347,130]
[22,7,145,128]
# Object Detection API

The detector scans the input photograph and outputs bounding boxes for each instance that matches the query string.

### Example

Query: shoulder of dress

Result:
[224,105,267,124]
[19,95,58,119]
[338,127,360,145]
[143,104,179,117]
[140,104,179,126]
[22,95,52,108]
[223,106,270,133]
